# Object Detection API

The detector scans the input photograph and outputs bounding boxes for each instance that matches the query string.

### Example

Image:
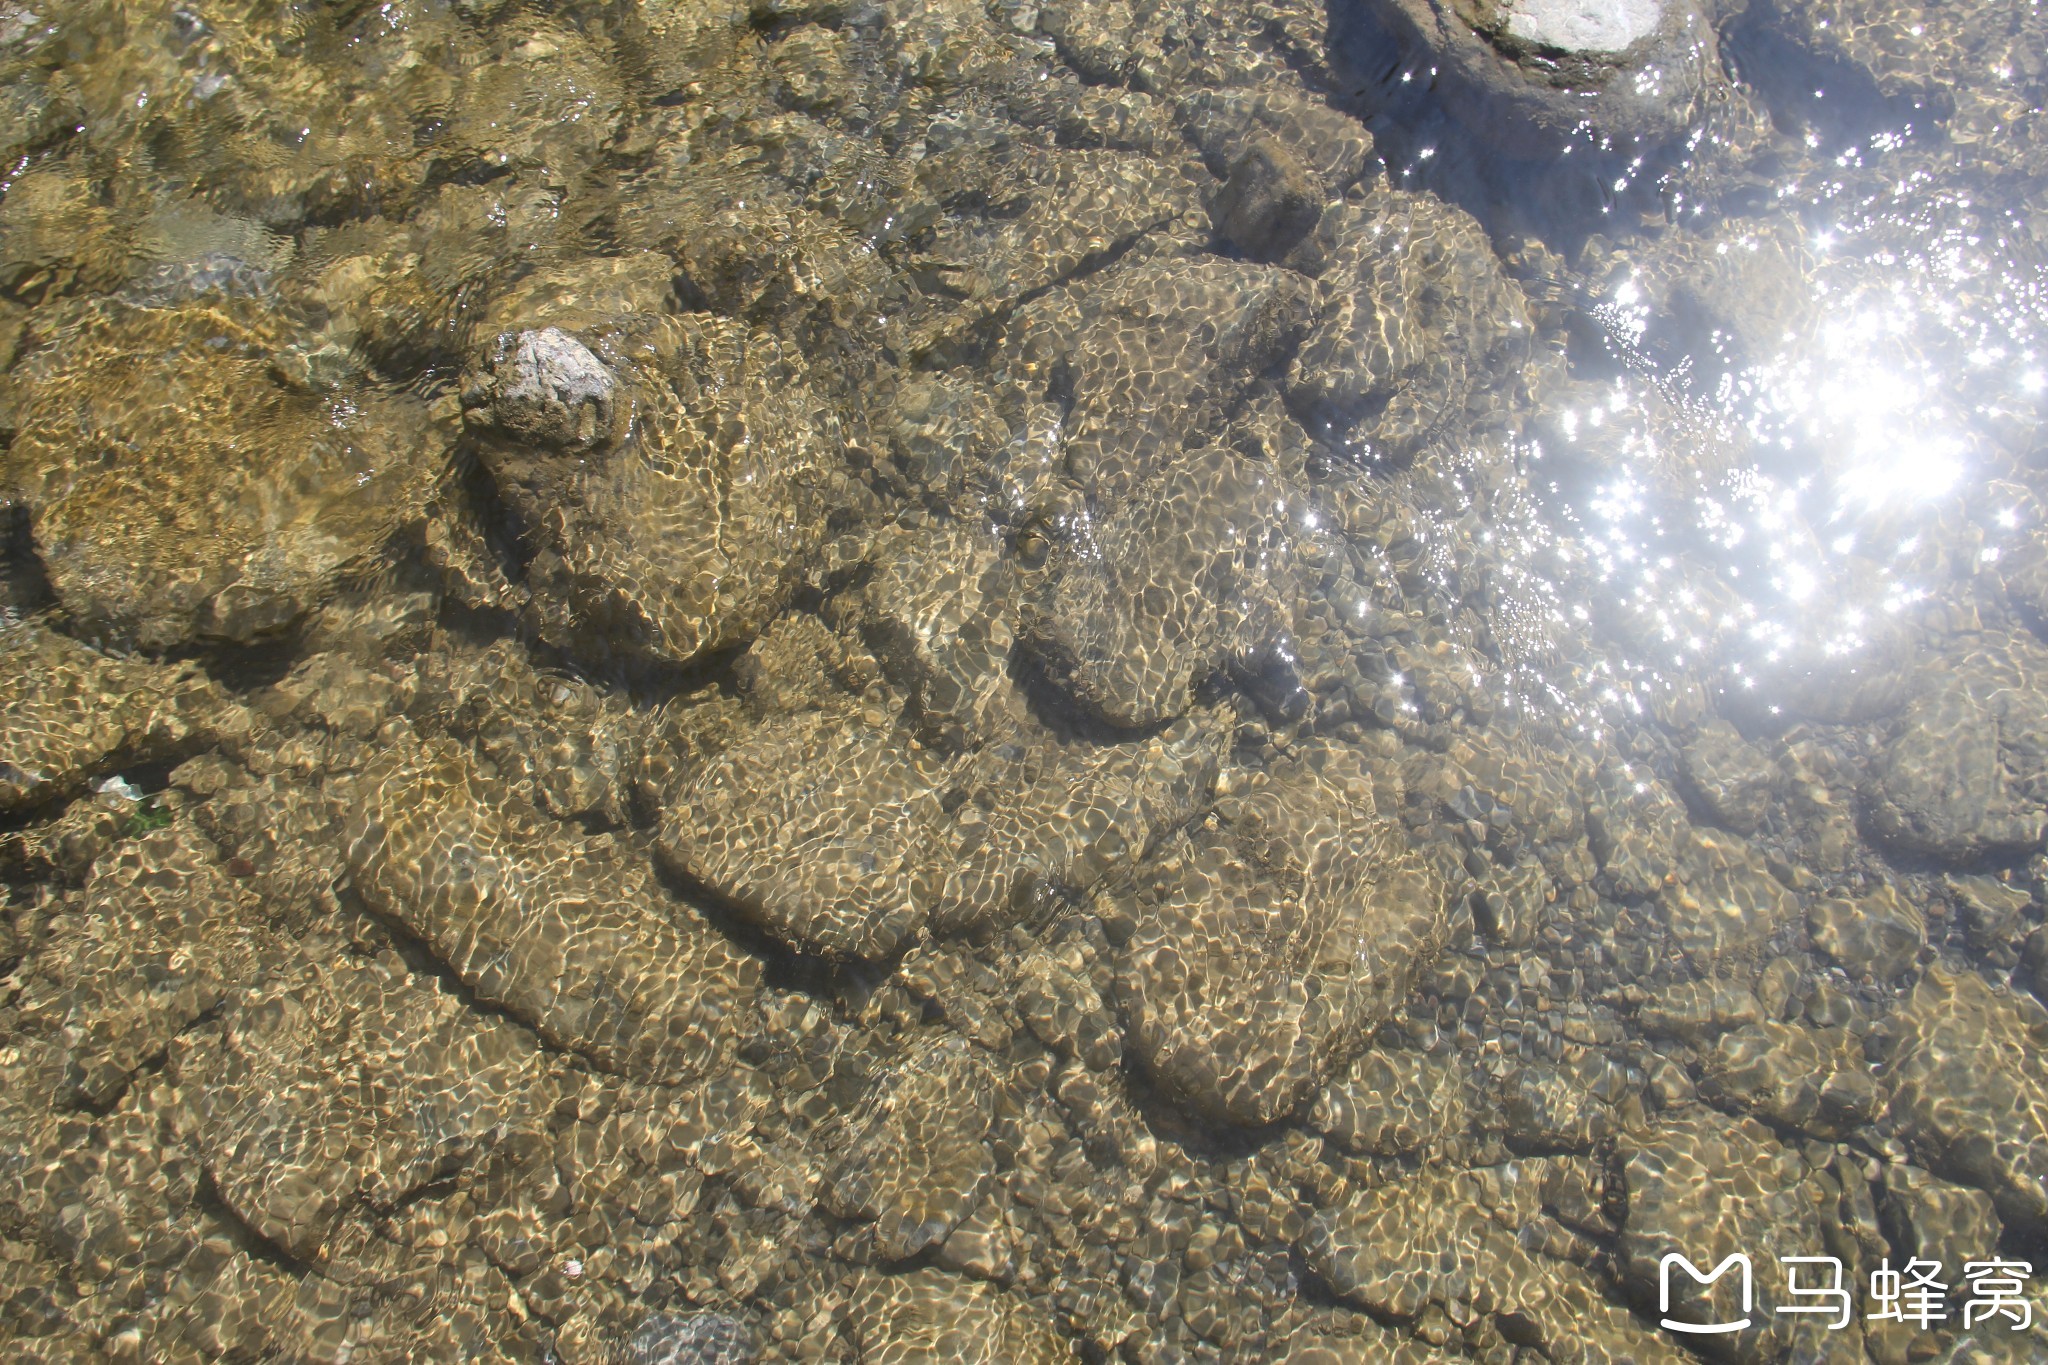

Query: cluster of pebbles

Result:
[1,0,2047,1360]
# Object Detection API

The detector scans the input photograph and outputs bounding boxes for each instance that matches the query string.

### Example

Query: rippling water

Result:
[1,0,2047,1360]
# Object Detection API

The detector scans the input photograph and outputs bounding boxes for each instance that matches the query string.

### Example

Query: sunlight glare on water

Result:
[1514,136,2048,728]
[9,0,2048,1356]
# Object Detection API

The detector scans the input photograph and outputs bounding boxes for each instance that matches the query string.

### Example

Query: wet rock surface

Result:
[1120,741,1450,1123]
[3,297,448,649]
[463,315,843,670]
[346,736,762,1084]
[1020,445,1298,728]
[0,0,2046,1359]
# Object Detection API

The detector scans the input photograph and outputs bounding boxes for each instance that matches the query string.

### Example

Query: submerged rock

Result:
[1616,1108,1839,1358]
[1866,632,2048,862]
[464,314,844,669]
[0,621,242,812]
[3,297,447,649]
[1312,1049,1467,1155]
[1699,1020,1876,1139]
[1015,945,1122,1068]
[1633,978,1765,1042]
[659,697,1224,960]
[1881,966,2048,1230]
[844,1267,1070,1364]
[656,705,954,961]
[23,825,260,1109]
[909,146,1201,356]
[1180,86,1374,202]
[1286,186,1530,459]
[1806,883,1925,982]
[1677,718,1777,833]
[1020,446,1299,729]
[1120,741,1450,1124]
[1305,1165,1690,1363]
[617,1312,758,1365]
[1658,828,1800,969]
[999,257,1313,503]
[182,953,548,1262]
[1587,761,1690,901]
[821,1035,996,1261]
[1470,856,1552,947]
[344,737,761,1083]
[1950,873,2034,956]
[1879,1164,2004,1284]
[855,522,1018,749]
[1211,137,1323,262]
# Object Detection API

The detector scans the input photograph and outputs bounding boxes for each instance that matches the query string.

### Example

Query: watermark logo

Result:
[1778,1256,1852,1330]
[1659,1253,1752,1334]
[1656,1254,2035,1338]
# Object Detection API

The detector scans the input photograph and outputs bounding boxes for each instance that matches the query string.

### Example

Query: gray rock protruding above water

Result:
[467,326,619,450]
[1334,0,1723,152]
[1504,0,1665,51]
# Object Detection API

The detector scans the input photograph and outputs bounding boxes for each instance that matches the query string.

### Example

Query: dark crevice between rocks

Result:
[0,790,68,842]
[528,625,755,712]
[913,215,1183,373]
[1259,9,1344,97]
[179,633,305,693]
[440,437,763,702]
[338,883,558,1053]
[1109,1029,1301,1163]
[367,1167,465,1222]
[645,845,853,999]
[1005,641,1179,747]
[1718,1,1950,154]
[66,994,233,1117]
[193,1168,316,1278]
[162,542,451,694]
[0,503,57,621]
[0,749,193,845]
[431,592,531,673]
[1998,1215,2048,1278]
[1850,803,2043,882]
[419,153,515,196]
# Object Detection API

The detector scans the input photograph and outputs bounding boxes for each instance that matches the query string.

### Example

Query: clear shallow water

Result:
[1,0,2047,1361]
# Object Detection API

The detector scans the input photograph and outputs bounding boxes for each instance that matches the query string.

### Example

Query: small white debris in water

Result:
[561,1259,583,1279]
[93,775,143,802]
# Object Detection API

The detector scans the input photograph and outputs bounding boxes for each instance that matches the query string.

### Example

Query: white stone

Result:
[1504,0,1664,53]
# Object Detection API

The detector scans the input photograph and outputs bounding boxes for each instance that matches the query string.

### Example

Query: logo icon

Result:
[1659,1253,1753,1334]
